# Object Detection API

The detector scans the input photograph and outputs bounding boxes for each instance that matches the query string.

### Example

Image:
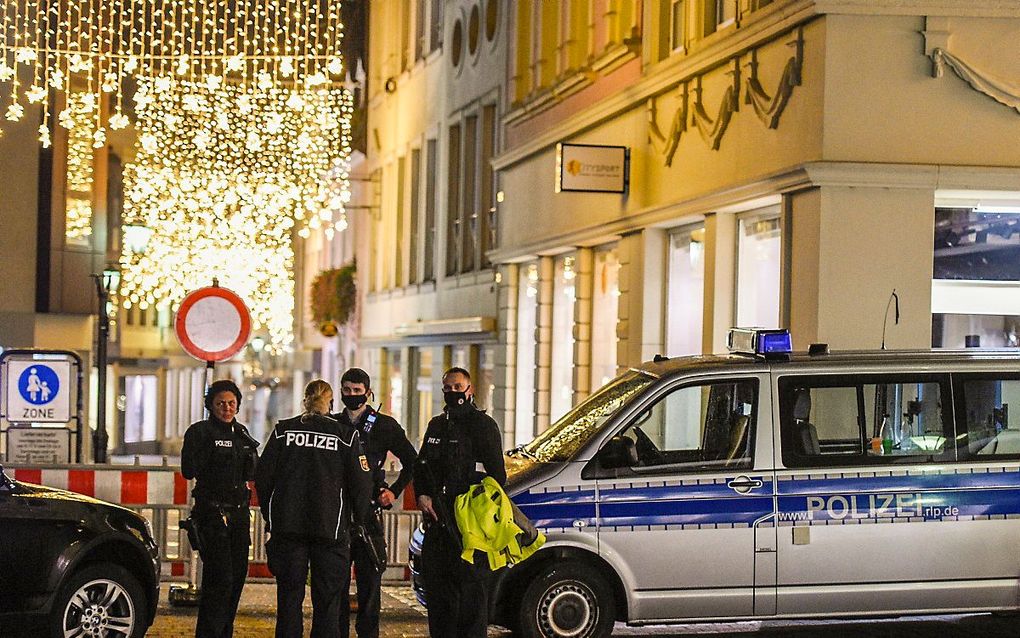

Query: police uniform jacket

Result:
[332,407,417,500]
[413,405,506,527]
[255,413,374,542]
[181,417,259,507]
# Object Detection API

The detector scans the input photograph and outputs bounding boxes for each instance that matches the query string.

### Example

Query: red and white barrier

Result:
[10,466,189,505]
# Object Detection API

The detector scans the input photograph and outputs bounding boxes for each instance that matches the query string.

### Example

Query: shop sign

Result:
[556,143,630,194]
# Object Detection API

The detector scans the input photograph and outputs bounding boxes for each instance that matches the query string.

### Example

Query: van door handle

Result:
[727,476,763,494]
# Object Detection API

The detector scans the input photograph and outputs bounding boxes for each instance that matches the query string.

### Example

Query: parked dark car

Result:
[0,464,160,637]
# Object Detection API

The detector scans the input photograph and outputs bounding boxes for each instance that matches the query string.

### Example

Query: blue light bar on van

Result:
[727,328,793,358]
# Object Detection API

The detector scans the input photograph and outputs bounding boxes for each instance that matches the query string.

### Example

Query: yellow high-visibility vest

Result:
[453,476,546,570]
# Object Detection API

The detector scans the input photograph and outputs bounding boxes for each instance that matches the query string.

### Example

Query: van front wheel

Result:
[518,561,615,638]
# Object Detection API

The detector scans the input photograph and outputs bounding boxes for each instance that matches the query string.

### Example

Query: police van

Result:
[409,328,1020,637]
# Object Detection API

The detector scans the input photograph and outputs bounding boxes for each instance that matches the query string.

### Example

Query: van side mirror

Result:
[599,436,638,470]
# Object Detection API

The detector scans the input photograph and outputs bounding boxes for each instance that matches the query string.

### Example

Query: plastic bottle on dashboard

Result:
[879,415,894,454]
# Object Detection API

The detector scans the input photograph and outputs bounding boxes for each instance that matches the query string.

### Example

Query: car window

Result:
[523,370,655,463]
[613,378,758,474]
[779,374,952,468]
[954,374,1020,460]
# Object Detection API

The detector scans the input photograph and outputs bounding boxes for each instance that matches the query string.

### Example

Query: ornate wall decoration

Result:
[745,29,804,129]
[930,47,1020,115]
[647,28,806,167]
[692,60,741,150]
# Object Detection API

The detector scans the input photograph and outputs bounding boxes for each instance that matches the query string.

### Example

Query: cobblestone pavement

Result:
[148,582,1020,637]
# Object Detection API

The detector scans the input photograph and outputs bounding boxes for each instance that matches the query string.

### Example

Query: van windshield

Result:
[522,370,656,463]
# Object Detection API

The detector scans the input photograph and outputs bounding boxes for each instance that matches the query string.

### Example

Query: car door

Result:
[773,372,977,615]
[0,478,68,613]
[590,374,775,622]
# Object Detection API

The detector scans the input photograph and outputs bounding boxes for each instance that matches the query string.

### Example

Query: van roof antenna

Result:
[881,289,900,350]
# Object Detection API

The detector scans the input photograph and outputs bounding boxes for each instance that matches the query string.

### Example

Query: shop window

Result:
[735,211,781,328]
[516,263,539,444]
[123,375,158,444]
[665,226,705,356]
[478,345,496,413]
[550,255,577,423]
[414,348,434,443]
[932,206,1020,348]
[778,375,952,469]
[591,248,620,390]
[386,349,404,427]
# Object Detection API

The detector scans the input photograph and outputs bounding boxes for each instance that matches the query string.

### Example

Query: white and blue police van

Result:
[409,328,1020,637]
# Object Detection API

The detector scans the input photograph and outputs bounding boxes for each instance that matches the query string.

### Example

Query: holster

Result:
[180,515,204,556]
[353,515,388,573]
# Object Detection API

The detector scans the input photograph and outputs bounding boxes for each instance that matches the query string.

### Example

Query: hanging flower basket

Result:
[310,260,356,336]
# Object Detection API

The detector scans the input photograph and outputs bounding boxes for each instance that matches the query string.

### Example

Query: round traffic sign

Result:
[174,286,252,362]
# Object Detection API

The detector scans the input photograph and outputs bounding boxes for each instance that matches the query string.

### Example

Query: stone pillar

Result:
[702,212,737,354]
[618,229,667,369]
[493,263,519,449]
[572,247,594,404]
[534,256,554,434]
[787,185,934,349]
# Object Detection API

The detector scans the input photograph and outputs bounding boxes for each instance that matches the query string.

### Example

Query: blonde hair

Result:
[302,379,333,417]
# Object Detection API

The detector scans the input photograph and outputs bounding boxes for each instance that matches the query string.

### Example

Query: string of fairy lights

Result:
[0,0,355,352]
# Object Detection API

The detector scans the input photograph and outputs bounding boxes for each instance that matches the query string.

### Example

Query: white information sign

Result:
[5,359,72,423]
[556,143,630,193]
[7,427,71,463]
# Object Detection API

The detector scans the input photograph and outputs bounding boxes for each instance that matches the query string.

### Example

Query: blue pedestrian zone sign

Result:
[19,365,60,405]
[3,358,73,423]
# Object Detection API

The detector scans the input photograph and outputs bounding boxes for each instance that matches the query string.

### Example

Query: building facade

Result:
[356,0,1020,447]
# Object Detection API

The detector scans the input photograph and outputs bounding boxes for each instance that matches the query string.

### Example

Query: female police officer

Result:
[256,379,379,638]
[181,379,260,638]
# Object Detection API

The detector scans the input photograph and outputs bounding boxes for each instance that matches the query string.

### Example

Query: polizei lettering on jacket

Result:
[284,430,340,451]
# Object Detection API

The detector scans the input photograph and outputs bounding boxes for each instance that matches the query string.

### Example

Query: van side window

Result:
[605,379,757,475]
[778,375,951,468]
[954,375,1020,460]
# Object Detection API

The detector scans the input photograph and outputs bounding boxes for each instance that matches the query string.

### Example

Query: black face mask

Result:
[341,394,368,410]
[444,390,470,412]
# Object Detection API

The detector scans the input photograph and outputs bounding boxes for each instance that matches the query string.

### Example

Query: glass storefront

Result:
[665,225,705,356]
[515,263,538,444]
[591,248,620,390]
[735,210,781,329]
[550,255,577,423]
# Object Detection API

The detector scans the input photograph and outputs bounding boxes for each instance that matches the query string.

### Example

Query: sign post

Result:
[1,350,83,463]
[170,281,252,607]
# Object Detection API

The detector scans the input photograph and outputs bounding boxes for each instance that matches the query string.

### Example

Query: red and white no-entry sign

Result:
[174,286,252,362]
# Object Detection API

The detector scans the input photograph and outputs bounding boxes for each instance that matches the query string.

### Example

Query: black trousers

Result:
[420,525,490,638]
[194,505,250,638]
[267,535,349,638]
[339,534,383,638]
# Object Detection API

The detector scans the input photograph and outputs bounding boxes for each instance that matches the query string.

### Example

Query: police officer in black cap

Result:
[413,367,506,638]
[256,379,379,638]
[181,379,260,638]
[331,367,417,638]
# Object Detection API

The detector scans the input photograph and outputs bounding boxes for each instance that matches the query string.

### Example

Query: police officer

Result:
[331,368,417,638]
[255,379,378,638]
[413,367,506,638]
[181,379,259,638]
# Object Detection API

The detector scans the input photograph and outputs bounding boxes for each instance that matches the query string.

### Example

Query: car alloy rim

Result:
[63,578,136,638]
[537,580,597,638]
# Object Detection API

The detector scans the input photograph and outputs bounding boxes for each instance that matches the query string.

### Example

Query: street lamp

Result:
[91,266,120,464]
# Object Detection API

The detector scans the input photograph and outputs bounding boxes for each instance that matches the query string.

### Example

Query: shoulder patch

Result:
[359,455,370,472]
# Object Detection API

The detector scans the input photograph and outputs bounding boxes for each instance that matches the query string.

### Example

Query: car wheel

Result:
[518,561,615,638]
[51,562,146,638]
